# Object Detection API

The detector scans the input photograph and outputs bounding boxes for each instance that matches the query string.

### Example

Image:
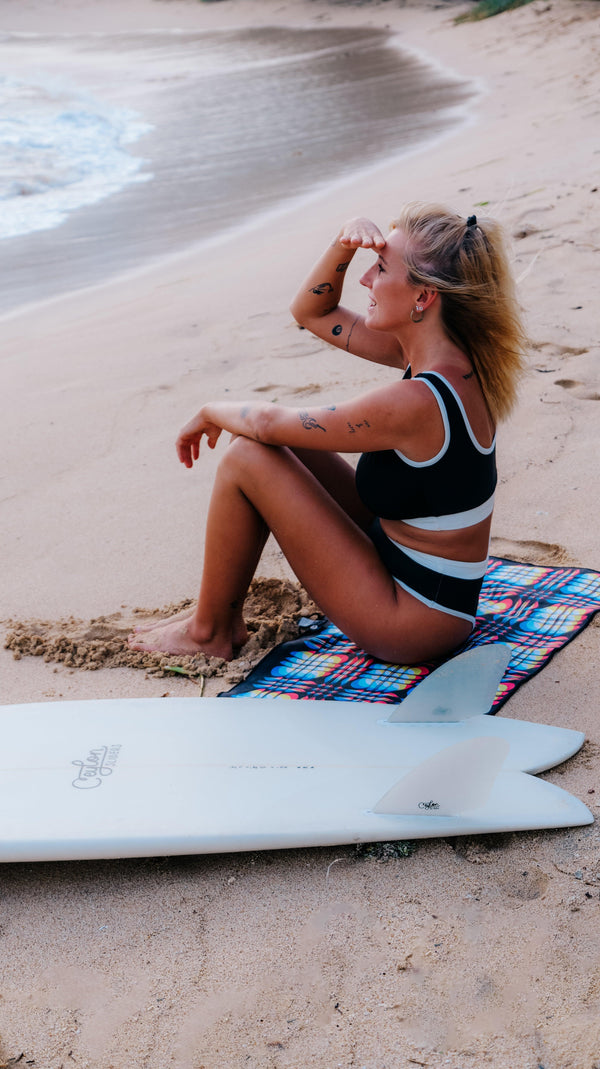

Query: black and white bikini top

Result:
[355,369,497,531]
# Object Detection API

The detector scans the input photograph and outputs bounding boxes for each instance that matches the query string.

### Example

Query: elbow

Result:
[289,298,306,327]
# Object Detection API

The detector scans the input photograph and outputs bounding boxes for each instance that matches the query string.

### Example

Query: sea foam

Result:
[0,75,152,239]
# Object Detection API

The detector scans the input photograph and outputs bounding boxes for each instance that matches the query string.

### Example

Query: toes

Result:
[127,634,147,651]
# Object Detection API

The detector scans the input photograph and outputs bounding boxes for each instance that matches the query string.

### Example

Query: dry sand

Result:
[1,0,599,1065]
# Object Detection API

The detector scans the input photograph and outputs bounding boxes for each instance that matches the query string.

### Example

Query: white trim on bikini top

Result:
[393,372,496,468]
[402,491,496,531]
[391,370,496,530]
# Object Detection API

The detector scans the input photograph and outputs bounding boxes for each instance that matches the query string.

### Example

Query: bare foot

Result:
[127,616,249,661]
[132,607,194,634]
[131,609,249,652]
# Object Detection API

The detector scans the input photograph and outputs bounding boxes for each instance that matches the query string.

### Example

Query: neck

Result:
[396,322,469,377]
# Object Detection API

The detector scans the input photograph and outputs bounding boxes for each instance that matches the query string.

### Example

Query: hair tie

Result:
[466,214,478,227]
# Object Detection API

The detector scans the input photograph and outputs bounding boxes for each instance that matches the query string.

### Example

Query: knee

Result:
[218,435,281,477]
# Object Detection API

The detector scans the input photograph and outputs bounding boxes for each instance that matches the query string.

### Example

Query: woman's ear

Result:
[417,289,438,311]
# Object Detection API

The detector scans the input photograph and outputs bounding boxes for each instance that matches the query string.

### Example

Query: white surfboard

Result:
[0,643,591,861]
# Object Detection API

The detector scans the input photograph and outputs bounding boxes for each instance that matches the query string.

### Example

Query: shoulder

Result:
[418,367,496,444]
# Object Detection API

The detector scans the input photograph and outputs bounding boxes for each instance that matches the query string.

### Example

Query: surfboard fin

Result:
[386,643,512,724]
[372,736,510,816]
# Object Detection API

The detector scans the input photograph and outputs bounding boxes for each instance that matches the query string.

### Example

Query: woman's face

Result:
[360,227,422,333]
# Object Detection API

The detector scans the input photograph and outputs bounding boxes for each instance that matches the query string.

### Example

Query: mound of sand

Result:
[4,577,321,686]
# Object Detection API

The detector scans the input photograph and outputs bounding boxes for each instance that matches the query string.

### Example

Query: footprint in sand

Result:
[531,340,589,361]
[530,342,597,397]
[490,538,569,566]
[500,865,550,901]
[554,378,600,401]
[555,739,600,773]
[290,382,328,396]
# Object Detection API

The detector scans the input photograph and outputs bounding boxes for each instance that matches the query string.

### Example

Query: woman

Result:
[129,204,525,664]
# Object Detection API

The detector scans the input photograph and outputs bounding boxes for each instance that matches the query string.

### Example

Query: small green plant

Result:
[355,840,417,860]
[455,0,534,22]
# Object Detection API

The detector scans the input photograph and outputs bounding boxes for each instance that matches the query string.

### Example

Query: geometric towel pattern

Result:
[225,558,600,713]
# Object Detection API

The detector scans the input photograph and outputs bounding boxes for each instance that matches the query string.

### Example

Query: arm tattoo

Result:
[309,282,334,295]
[240,404,250,419]
[336,261,350,273]
[463,370,474,380]
[299,411,326,432]
[345,315,359,352]
[332,324,343,336]
[321,405,336,411]
[347,419,371,434]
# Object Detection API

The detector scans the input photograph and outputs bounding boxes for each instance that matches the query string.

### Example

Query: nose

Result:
[360,263,376,288]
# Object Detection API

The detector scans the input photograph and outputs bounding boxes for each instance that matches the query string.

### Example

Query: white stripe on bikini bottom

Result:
[392,577,477,625]
[386,535,488,580]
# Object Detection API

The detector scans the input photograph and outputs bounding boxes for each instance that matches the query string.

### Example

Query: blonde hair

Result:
[391,202,527,422]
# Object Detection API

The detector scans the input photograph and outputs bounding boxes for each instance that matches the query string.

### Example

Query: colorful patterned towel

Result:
[226,558,600,713]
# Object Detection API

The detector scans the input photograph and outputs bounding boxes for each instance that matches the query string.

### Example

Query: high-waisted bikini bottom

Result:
[369,518,486,625]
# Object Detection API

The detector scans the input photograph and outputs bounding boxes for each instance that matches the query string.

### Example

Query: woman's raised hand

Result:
[176,408,223,468]
[339,217,387,250]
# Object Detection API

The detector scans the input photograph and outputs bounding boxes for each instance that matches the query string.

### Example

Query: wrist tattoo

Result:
[299,411,326,432]
[336,261,350,273]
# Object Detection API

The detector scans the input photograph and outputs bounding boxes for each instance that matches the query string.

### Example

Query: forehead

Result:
[385,226,409,258]
[379,226,411,277]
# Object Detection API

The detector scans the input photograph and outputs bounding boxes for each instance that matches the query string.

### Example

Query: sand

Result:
[1,0,599,1064]
[4,578,321,687]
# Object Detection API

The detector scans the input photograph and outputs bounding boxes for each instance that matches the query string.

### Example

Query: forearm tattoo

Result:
[332,324,343,336]
[336,261,350,273]
[299,411,326,432]
[309,282,334,295]
[345,315,359,352]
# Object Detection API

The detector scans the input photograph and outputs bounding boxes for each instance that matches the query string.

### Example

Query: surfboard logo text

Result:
[71,744,121,789]
[418,799,440,810]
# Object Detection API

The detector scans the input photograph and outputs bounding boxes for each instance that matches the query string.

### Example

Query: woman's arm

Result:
[289,218,404,368]
[176,382,441,468]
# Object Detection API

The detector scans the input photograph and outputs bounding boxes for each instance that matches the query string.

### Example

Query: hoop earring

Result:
[410,304,424,323]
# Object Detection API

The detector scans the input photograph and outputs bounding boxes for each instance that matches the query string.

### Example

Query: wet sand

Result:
[0,0,599,1065]
[0,24,474,314]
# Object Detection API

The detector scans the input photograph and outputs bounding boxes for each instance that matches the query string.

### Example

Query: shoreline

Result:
[1,1,599,1066]
[0,22,478,320]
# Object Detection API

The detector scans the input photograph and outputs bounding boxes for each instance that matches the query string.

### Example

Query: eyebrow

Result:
[378,253,388,264]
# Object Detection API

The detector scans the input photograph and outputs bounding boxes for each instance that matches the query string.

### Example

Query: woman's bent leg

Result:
[132,449,364,636]
[130,438,471,663]
[129,445,268,659]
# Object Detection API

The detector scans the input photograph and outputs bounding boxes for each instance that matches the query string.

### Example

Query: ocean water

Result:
[0,27,475,315]
[0,75,151,240]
